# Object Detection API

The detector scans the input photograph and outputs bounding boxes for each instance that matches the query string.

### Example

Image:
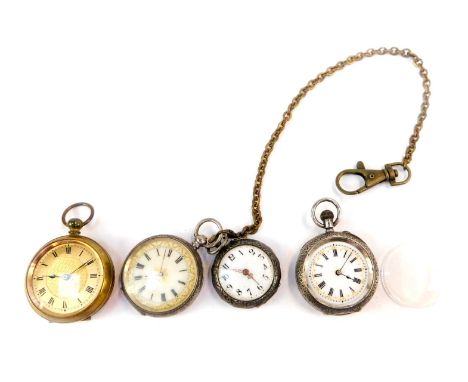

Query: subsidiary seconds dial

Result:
[211,239,281,308]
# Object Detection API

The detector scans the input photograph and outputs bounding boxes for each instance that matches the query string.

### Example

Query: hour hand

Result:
[41,274,61,279]
[231,268,245,274]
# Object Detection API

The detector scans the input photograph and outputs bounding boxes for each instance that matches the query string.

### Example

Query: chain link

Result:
[239,47,431,237]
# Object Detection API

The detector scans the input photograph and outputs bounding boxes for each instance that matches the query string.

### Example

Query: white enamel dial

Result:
[216,244,275,302]
[122,236,201,315]
[303,241,372,309]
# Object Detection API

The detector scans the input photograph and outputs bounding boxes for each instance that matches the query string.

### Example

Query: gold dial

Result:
[121,235,203,316]
[26,236,115,322]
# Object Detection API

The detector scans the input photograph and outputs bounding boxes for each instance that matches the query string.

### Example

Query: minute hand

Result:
[339,253,351,272]
[70,259,94,274]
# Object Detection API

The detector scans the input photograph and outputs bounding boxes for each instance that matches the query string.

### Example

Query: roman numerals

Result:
[322,253,329,260]
[136,263,144,269]
[175,256,183,264]
[333,249,338,257]
[222,263,229,270]
[86,286,94,293]
[144,253,151,261]
[353,277,361,284]
[65,245,72,254]
[228,254,236,261]
[318,281,326,289]
[38,287,46,296]
[90,273,98,278]
[48,297,54,306]
[166,249,173,257]
[328,288,334,296]
[52,251,58,258]
[63,301,67,310]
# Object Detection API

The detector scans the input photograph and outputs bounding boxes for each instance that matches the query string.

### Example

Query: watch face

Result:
[26,236,115,323]
[211,239,281,308]
[296,231,377,314]
[121,235,203,316]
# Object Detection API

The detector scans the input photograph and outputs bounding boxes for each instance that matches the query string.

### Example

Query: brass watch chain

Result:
[238,47,431,237]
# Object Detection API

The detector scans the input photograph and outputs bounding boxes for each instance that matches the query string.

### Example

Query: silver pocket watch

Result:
[296,198,378,314]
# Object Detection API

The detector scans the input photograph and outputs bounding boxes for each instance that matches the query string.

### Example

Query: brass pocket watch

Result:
[121,219,281,315]
[25,203,115,323]
[296,199,378,315]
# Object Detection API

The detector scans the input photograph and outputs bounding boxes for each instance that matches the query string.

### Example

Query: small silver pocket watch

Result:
[193,219,281,309]
[296,198,378,315]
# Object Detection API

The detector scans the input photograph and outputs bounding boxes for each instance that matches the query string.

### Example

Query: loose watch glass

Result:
[211,239,281,308]
[121,235,203,316]
[26,236,115,322]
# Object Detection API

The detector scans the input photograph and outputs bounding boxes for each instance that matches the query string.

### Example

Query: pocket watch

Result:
[121,235,203,316]
[296,198,378,315]
[25,203,115,323]
[191,219,281,309]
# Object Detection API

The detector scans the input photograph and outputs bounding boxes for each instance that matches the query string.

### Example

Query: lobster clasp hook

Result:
[335,161,411,195]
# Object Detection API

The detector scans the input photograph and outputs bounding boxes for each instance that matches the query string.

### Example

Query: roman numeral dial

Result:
[303,241,371,309]
[28,240,107,318]
[121,236,202,316]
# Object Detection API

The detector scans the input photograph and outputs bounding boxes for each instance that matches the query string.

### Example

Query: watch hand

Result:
[159,252,167,273]
[246,272,260,286]
[229,268,260,284]
[70,259,94,274]
[338,253,351,273]
[41,274,62,279]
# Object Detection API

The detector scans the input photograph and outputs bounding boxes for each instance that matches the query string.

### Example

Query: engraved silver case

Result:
[296,230,378,315]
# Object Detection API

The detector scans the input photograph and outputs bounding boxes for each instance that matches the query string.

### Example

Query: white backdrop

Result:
[0,1,465,381]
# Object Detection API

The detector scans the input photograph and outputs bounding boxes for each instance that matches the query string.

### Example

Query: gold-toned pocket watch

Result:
[121,235,203,316]
[296,199,378,314]
[25,203,115,323]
